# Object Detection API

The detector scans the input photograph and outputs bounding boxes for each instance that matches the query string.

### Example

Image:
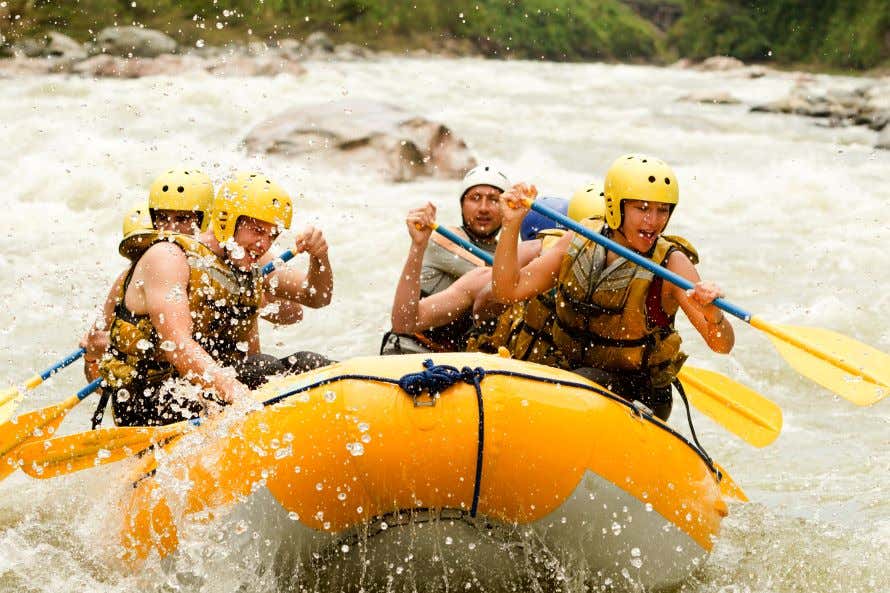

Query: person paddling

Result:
[97,172,334,427]
[381,164,510,354]
[491,155,734,420]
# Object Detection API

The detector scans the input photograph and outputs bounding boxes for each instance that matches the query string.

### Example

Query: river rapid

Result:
[0,57,887,592]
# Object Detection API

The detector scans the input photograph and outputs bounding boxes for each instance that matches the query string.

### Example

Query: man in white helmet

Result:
[381,164,509,354]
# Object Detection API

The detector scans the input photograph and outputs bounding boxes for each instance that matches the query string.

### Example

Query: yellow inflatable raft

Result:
[121,353,732,590]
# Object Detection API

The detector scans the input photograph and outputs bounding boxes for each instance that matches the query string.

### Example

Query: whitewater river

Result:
[0,57,887,592]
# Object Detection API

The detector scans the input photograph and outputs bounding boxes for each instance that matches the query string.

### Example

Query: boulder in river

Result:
[243,100,476,182]
[697,56,746,71]
[43,32,87,60]
[95,26,177,58]
[677,90,741,105]
[876,126,890,150]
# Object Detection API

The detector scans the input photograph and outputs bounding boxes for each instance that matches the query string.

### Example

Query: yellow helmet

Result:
[148,169,214,231]
[603,155,679,230]
[568,181,605,221]
[121,200,152,238]
[211,172,293,243]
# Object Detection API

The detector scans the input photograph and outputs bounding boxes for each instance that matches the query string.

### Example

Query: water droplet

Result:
[234,520,248,534]
[346,442,364,456]
[337,492,347,501]
[315,482,323,491]
[341,544,349,553]
[96,448,111,460]
[521,399,528,407]
[324,390,337,403]
[611,521,622,535]
[395,566,404,575]
[288,511,299,521]
[445,536,453,545]
[361,434,371,444]
[631,557,643,569]
[356,506,363,514]
[358,422,370,432]
[294,466,301,474]
[236,341,249,353]
[274,446,292,460]
[136,339,153,351]
[645,503,653,512]
[631,547,641,557]
[115,389,130,402]
[282,432,294,443]
[468,542,476,550]
[159,340,176,352]
[323,522,330,530]
[380,521,388,530]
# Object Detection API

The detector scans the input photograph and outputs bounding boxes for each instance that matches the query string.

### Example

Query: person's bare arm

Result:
[663,251,735,354]
[80,268,129,380]
[261,226,333,309]
[138,244,248,402]
[491,184,569,303]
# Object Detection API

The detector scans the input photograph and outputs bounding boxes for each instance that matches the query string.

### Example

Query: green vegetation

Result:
[0,0,659,61]
[1,1,888,70]
[670,0,890,69]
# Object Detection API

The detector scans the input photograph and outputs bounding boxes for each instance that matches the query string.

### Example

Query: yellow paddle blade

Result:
[0,387,23,425]
[678,366,782,448]
[0,412,66,481]
[17,422,189,479]
[0,395,77,460]
[713,462,748,502]
[752,318,890,406]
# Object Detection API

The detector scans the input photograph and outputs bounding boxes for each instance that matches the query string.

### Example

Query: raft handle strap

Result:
[673,378,713,467]
[397,359,487,517]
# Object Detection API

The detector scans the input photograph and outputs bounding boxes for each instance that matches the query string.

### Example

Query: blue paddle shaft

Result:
[77,378,102,401]
[39,347,87,381]
[261,249,295,275]
[528,201,752,322]
[432,227,494,265]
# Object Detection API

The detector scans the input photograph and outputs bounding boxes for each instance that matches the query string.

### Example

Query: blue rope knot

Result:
[397,359,487,398]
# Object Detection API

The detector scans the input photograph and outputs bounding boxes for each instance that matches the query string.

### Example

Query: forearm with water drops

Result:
[491,224,523,303]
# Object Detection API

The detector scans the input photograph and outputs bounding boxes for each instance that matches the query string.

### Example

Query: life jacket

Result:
[99,231,264,395]
[508,221,698,389]
[414,226,497,352]
[465,229,564,358]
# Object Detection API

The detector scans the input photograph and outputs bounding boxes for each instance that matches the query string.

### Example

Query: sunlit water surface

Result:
[0,58,887,592]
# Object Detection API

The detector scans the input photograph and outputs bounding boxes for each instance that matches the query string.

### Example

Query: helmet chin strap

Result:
[461,220,500,245]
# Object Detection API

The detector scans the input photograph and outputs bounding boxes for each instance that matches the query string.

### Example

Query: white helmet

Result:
[459,164,510,200]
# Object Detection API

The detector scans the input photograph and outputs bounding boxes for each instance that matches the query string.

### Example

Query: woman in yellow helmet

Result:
[491,156,734,420]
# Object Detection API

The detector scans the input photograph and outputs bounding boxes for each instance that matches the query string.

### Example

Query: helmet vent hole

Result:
[648,176,656,183]
[664,178,671,185]
[177,186,185,193]
[162,185,169,192]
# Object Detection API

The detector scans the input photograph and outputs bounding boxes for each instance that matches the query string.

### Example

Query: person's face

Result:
[619,200,671,252]
[153,209,201,234]
[228,216,279,269]
[461,184,502,237]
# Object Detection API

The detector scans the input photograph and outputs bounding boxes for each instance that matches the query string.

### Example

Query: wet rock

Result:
[0,57,56,76]
[669,58,694,69]
[697,56,746,71]
[243,100,476,182]
[277,38,304,60]
[876,126,890,149]
[71,54,202,77]
[207,55,306,77]
[43,32,87,60]
[304,31,334,54]
[333,42,371,61]
[677,90,741,105]
[12,38,44,58]
[96,26,177,58]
